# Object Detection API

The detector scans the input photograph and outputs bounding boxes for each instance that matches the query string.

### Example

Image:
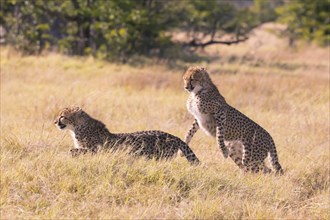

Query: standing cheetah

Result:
[54,107,200,165]
[182,66,283,174]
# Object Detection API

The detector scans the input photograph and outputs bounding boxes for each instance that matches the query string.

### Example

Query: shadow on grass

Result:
[110,45,218,70]
[224,54,309,71]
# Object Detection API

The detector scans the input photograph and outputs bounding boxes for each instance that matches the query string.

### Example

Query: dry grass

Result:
[1,24,329,219]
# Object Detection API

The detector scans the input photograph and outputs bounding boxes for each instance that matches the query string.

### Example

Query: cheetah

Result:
[182,66,283,174]
[54,107,200,165]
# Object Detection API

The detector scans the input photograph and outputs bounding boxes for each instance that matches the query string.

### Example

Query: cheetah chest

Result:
[70,131,81,149]
[187,98,216,137]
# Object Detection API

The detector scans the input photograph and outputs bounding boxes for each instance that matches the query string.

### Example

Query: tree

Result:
[276,0,330,46]
[252,0,281,24]
[173,0,252,48]
[1,0,52,54]
[0,0,274,59]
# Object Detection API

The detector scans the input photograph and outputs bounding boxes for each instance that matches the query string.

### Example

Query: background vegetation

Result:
[1,0,329,60]
[276,0,330,47]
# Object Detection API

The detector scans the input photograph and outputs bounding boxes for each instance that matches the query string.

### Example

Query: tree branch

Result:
[185,36,249,48]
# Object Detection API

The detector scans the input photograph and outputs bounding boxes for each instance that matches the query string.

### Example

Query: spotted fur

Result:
[54,107,200,165]
[182,66,283,174]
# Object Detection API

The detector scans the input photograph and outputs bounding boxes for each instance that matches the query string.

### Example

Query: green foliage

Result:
[276,0,330,46]
[176,1,238,34]
[1,0,262,59]
[1,0,179,59]
[252,0,281,23]
[169,0,262,45]
[1,0,52,54]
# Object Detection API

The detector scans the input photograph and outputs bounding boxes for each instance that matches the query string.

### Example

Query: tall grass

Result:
[1,25,329,219]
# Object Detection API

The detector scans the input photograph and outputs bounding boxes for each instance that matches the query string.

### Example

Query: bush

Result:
[276,0,330,46]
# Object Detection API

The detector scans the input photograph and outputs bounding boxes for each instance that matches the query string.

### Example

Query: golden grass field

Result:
[1,24,329,219]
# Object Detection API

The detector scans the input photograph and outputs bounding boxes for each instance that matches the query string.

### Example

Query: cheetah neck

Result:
[191,84,203,94]
[69,130,81,149]
[200,83,227,105]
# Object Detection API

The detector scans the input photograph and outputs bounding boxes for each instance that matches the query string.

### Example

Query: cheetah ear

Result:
[72,106,82,113]
[193,72,202,80]
[193,67,206,80]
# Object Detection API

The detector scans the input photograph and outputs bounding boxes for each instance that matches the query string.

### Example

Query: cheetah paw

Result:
[70,148,88,157]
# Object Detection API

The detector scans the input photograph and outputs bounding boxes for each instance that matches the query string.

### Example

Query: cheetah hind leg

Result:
[226,140,269,173]
[251,160,273,174]
[226,141,244,169]
[227,142,267,173]
[243,158,271,174]
[241,141,256,172]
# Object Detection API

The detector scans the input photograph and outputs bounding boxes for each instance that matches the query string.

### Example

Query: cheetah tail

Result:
[178,142,200,165]
[268,139,284,175]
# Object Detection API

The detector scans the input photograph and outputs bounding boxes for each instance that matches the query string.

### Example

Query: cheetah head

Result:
[54,107,83,131]
[183,66,211,93]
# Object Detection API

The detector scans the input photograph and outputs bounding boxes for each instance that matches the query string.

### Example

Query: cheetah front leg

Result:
[184,119,199,144]
[179,119,199,157]
[214,113,229,159]
[70,148,89,157]
[70,144,99,157]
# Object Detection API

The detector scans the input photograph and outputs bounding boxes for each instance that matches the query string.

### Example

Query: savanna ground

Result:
[1,24,329,219]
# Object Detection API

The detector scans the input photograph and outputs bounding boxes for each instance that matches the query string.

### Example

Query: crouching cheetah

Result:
[54,107,200,165]
[182,66,283,174]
